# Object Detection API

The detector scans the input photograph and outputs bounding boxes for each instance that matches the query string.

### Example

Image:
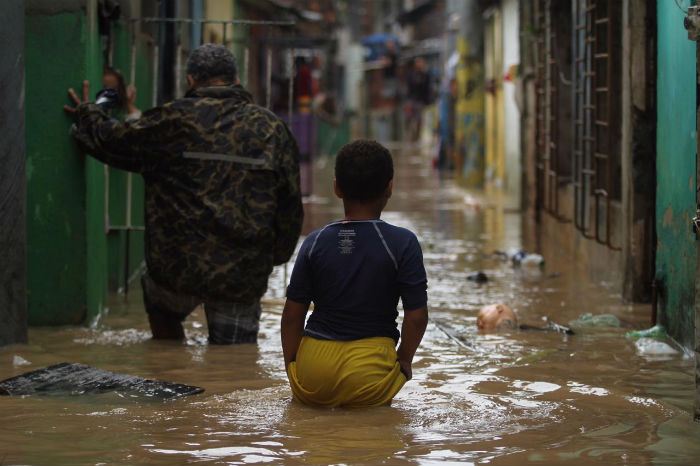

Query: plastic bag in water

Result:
[634,337,678,357]
[568,313,621,328]
[625,325,666,339]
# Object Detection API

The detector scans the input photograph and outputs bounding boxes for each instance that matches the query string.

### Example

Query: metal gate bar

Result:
[591,0,619,249]
[572,0,618,249]
[572,0,595,238]
[534,0,546,217]
[535,0,569,222]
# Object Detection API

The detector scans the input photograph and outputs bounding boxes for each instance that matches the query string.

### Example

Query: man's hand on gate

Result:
[63,80,90,114]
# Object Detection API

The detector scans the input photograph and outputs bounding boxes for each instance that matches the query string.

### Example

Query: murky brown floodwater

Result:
[1,148,698,465]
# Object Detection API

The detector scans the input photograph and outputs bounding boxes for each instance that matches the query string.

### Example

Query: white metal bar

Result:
[152,44,159,108]
[243,46,250,87]
[129,21,137,85]
[288,42,294,126]
[266,47,272,108]
[175,24,183,98]
[125,22,138,232]
[104,165,110,233]
[126,173,133,229]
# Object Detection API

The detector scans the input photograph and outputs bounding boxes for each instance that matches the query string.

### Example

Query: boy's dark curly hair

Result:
[335,139,394,201]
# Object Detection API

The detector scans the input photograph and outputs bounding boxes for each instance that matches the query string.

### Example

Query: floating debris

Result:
[467,271,489,283]
[0,362,204,400]
[568,313,621,329]
[625,325,667,339]
[12,355,31,367]
[519,319,575,335]
[494,248,545,267]
[432,318,473,348]
[634,338,678,357]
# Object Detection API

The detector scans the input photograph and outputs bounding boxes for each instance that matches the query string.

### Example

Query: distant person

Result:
[438,77,458,170]
[64,44,303,344]
[381,40,398,99]
[406,57,432,141]
[101,66,141,120]
[281,140,429,408]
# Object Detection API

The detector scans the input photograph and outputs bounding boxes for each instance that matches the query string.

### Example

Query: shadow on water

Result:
[0,148,698,465]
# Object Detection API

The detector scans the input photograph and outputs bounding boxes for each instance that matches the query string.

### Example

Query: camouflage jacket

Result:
[73,85,303,303]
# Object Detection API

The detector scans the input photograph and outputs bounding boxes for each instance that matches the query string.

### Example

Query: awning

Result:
[237,0,322,23]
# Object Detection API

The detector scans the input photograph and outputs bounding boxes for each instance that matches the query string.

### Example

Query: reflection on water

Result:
[1,149,698,465]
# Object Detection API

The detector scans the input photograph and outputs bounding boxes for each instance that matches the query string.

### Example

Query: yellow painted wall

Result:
[204,0,233,44]
[455,37,485,187]
[484,9,505,185]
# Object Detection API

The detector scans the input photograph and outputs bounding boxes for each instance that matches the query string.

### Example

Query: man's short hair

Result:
[335,140,394,201]
[186,44,237,85]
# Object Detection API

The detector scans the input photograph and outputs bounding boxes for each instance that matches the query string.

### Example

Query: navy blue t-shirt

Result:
[286,219,428,342]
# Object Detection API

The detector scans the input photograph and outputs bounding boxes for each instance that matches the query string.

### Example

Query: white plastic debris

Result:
[12,355,31,367]
[634,338,678,357]
[521,253,545,268]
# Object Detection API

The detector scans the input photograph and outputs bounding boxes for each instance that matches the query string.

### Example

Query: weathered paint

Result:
[455,37,485,187]
[502,0,521,204]
[484,8,505,185]
[0,0,28,345]
[83,0,108,324]
[26,2,112,325]
[656,1,696,347]
[26,11,91,325]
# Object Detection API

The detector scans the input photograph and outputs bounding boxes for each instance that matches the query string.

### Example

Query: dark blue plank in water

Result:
[0,362,204,399]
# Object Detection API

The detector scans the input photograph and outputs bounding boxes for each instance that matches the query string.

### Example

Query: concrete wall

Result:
[621,0,656,303]
[502,0,521,205]
[656,2,696,347]
[519,0,655,312]
[0,0,28,346]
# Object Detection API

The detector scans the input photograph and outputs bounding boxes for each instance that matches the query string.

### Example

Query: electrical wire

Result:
[674,0,689,15]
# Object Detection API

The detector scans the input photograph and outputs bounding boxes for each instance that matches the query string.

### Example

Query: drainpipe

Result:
[191,0,203,49]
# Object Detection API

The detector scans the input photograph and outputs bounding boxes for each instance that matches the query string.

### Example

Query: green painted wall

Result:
[84,3,108,324]
[26,5,112,325]
[656,2,697,347]
[26,11,92,325]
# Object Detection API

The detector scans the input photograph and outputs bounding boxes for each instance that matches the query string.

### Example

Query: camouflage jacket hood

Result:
[73,84,303,303]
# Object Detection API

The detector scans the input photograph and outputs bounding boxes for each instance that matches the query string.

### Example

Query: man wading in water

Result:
[65,44,303,344]
[282,140,429,408]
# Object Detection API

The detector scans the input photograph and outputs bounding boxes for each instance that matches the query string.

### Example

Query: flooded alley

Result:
[1,150,698,466]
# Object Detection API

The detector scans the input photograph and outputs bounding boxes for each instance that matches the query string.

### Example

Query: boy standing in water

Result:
[281,140,429,408]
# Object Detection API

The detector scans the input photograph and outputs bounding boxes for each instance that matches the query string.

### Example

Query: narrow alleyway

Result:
[1,148,698,465]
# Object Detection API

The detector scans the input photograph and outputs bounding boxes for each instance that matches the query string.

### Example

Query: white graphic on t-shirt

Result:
[338,228,356,254]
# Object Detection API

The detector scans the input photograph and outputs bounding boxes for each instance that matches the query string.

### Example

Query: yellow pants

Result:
[287,336,407,408]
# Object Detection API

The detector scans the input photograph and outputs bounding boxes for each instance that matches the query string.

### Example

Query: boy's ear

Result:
[385,180,393,199]
[333,178,343,199]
